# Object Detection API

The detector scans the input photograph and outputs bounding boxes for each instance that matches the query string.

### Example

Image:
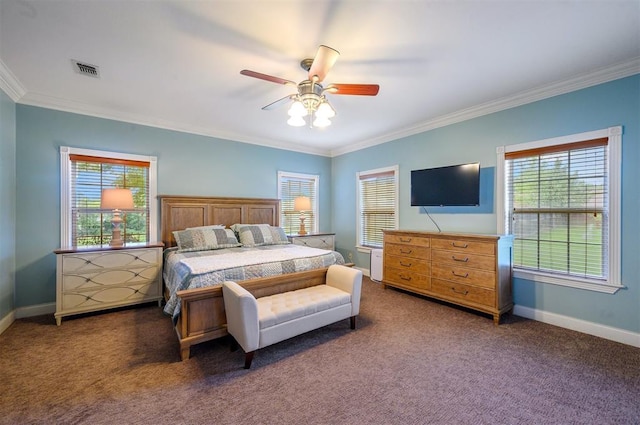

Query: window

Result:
[357,166,399,248]
[497,127,622,293]
[60,147,158,247]
[278,171,319,235]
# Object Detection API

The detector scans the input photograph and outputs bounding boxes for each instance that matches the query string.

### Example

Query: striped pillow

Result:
[173,228,241,252]
[231,224,290,247]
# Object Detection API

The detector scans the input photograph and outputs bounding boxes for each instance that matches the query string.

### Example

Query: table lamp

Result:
[101,188,134,247]
[294,196,311,236]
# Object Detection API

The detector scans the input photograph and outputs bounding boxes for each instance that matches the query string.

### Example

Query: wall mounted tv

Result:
[410,162,480,207]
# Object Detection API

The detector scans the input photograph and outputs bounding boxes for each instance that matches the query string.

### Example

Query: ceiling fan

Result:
[240,45,379,127]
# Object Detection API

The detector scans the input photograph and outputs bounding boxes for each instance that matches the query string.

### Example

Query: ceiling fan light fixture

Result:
[287,115,306,127]
[240,45,379,130]
[288,100,308,117]
[315,101,335,118]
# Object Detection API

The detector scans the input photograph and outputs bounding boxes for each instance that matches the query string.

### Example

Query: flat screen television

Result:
[411,162,480,206]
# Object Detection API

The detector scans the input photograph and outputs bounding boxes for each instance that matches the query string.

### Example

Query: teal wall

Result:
[0,90,16,319]
[6,74,640,335]
[14,106,333,307]
[332,75,640,333]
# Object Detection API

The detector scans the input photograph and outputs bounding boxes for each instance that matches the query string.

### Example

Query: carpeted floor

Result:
[1,277,639,425]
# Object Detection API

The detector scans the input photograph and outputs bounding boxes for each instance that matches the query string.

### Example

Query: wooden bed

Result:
[159,195,337,361]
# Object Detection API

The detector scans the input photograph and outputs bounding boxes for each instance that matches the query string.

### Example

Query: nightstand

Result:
[54,242,164,325]
[287,233,335,250]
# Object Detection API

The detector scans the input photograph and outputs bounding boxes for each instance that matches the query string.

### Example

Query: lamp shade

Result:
[293,196,311,212]
[101,188,134,210]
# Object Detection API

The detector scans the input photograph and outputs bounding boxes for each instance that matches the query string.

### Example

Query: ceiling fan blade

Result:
[262,95,295,110]
[240,70,296,86]
[326,83,380,96]
[308,45,340,82]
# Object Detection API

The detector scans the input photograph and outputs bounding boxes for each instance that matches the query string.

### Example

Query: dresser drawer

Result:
[61,281,161,310]
[432,250,495,271]
[431,264,496,289]
[430,238,495,256]
[385,243,431,260]
[431,278,495,307]
[384,234,430,247]
[61,265,160,291]
[61,249,161,272]
[288,234,335,250]
[384,268,431,290]
[384,254,430,274]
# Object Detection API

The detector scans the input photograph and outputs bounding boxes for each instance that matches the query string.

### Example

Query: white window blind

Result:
[278,171,319,235]
[358,167,398,248]
[69,154,150,246]
[506,138,608,280]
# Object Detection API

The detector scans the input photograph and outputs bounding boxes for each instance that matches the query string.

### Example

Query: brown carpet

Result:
[1,278,639,425]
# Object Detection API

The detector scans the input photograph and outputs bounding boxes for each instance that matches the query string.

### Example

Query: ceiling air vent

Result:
[72,60,100,78]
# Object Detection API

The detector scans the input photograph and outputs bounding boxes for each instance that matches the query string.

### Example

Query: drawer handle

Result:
[400,275,412,281]
[451,287,469,295]
[452,271,469,278]
[400,237,412,243]
[400,249,413,254]
[451,256,469,262]
[451,242,468,248]
[400,261,412,267]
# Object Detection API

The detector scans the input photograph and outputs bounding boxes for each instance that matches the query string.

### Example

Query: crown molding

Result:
[330,58,640,157]
[0,59,26,102]
[17,91,333,157]
[7,57,639,158]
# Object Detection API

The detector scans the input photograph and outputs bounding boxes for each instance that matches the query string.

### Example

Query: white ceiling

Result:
[1,1,639,157]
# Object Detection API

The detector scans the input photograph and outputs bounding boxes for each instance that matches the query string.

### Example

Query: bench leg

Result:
[244,351,255,369]
[350,316,357,330]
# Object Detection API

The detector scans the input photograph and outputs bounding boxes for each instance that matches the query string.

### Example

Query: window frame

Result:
[356,165,399,250]
[277,171,319,235]
[60,146,158,247]
[496,126,623,294]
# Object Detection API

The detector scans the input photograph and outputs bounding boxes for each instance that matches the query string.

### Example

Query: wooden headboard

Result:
[159,195,281,248]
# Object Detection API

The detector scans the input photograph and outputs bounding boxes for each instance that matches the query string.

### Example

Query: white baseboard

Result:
[0,310,16,335]
[5,296,638,349]
[513,305,640,348]
[15,302,55,319]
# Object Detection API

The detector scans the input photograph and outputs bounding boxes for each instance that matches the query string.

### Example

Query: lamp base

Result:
[109,228,124,247]
[298,216,307,236]
[109,212,125,247]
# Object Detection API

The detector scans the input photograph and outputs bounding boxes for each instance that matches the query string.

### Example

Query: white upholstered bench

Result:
[222,264,363,368]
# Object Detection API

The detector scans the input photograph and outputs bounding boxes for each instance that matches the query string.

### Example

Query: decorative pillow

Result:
[231,224,290,247]
[186,225,225,230]
[173,228,241,252]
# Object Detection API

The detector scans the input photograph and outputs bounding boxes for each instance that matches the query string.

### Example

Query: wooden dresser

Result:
[382,230,513,324]
[54,243,164,325]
